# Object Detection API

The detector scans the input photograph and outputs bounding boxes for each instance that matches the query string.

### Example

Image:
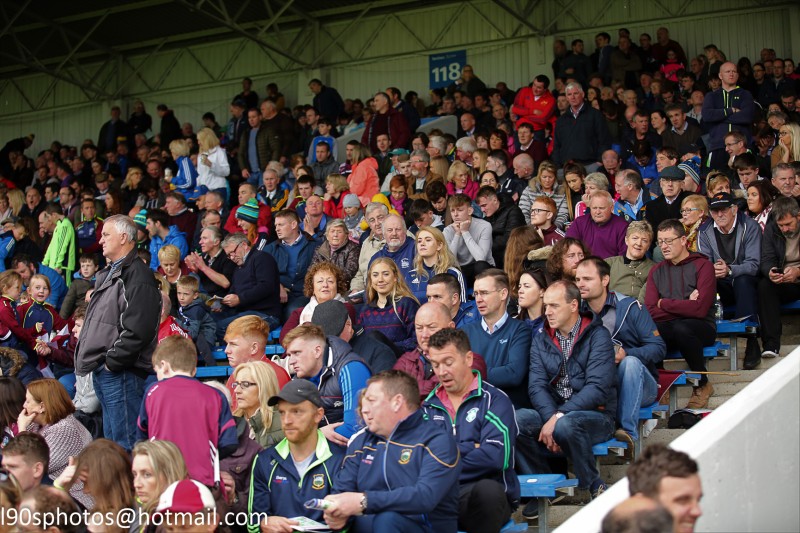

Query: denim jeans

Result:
[617,357,658,440]
[515,408,614,490]
[92,366,148,452]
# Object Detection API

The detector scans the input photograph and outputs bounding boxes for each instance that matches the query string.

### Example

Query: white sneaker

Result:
[642,419,658,439]
[762,350,779,359]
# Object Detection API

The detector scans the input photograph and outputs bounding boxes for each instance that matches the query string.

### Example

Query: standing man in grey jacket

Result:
[697,192,762,368]
[75,215,161,451]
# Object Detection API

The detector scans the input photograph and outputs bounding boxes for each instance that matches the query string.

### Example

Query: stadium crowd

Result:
[0,26,797,533]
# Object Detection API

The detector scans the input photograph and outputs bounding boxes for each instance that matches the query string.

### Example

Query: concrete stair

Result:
[513,314,800,531]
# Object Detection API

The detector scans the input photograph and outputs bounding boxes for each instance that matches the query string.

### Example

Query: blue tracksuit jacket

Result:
[334,408,461,533]
[423,372,520,506]
[247,431,344,532]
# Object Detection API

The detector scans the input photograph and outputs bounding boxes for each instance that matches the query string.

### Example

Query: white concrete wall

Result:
[556,348,800,533]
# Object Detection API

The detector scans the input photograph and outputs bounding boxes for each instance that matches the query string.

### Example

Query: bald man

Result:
[394,302,486,398]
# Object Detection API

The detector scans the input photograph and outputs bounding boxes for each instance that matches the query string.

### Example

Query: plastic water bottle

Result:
[714,294,723,321]
[304,498,333,511]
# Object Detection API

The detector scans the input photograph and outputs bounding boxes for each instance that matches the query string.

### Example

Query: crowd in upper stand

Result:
[0,25,797,533]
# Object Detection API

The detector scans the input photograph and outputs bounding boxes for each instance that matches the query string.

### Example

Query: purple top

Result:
[565,213,629,259]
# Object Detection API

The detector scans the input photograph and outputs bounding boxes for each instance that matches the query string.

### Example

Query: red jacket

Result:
[324,193,347,219]
[0,297,36,350]
[361,107,410,153]
[224,203,273,236]
[512,87,556,132]
[348,158,380,208]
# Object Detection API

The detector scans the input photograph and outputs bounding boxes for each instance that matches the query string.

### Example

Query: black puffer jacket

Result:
[483,202,526,269]
[75,247,161,377]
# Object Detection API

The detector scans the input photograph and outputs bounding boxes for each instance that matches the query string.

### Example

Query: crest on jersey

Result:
[399,448,413,464]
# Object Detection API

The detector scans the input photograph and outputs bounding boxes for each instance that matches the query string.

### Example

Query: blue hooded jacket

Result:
[149,225,189,270]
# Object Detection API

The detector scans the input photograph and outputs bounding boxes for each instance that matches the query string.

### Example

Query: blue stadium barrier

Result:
[196,366,233,379]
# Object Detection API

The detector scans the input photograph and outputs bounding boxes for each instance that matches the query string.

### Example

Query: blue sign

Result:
[429,50,466,90]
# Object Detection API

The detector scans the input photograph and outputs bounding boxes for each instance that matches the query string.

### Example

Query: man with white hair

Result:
[551,82,612,170]
[566,191,629,258]
[350,202,389,295]
[369,214,417,283]
[74,214,161,451]
[455,136,477,163]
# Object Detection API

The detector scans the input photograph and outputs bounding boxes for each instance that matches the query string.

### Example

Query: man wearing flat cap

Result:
[644,165,692,256]
[282,323,371,447]
[247,379,346,533]
[697,192,763,368]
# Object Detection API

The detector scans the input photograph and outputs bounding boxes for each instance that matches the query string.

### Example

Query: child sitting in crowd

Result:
[0,270,41,384]
[342,193,364,240]
[158,292,188,343]
[59,253,98,319]
[18,273,70,378]
[176,276,216,366]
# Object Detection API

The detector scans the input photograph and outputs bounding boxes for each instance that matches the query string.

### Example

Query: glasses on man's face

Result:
[232,381,257,390]
[657,236,682,247]
[367,214,386,225]
[225,242,243,258]
[680,208,700,214]
[724,141,742,148]
[474,289,502,299]
[530,209,550,215]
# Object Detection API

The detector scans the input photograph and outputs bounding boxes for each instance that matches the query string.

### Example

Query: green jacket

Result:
[607,255,655,303]
[43,217,76,286]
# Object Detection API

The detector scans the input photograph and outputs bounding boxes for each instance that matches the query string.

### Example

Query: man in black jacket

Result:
[476,186,525,269]
[75,214,161,451]
[551,83,612,170]
[757,197,800,359]
[156,104,182,148]
[644,166,691,254]
[215,233,281,339]
[309,79,345,121]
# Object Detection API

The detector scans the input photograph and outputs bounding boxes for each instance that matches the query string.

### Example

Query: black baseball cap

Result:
[708,192,734,210]
[267,379,323,407]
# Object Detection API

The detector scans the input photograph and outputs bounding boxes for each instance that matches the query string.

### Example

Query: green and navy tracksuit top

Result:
[247,431,344,532]
[423,372,520,506]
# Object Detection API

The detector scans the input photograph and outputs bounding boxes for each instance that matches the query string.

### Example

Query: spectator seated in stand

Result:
[357,257,420,356]
[263,210,318,322]
[566,191,629,259]
[215,233,282,337]
[394,301,487,398]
